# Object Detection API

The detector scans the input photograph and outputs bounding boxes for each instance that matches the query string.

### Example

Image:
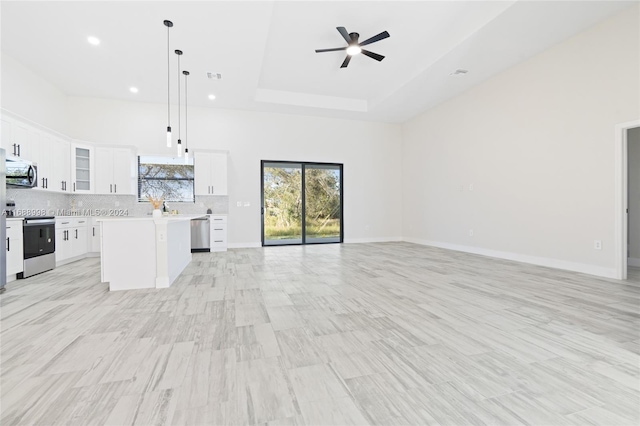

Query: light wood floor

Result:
[1,242,639,425]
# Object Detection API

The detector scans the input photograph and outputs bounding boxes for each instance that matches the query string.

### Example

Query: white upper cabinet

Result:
[194,151,228,196]
[1,114,72,193]
[53,138,71,192]
[1,115,12,154]
[1,116,38,159]
[71,143,94,193]
[95,146,136,195]
[37,132,54,190]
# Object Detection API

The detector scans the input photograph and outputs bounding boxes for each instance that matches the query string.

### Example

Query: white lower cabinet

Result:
[209,215,227,252]
[6,220,24,276]
[55,217,88,265]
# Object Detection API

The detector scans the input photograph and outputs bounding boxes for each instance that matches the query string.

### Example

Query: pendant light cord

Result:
[167,25,170,126]
[185,73,188,149]
[177,54,181,139]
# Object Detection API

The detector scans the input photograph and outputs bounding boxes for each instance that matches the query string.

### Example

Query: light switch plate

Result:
[237,201,242,207]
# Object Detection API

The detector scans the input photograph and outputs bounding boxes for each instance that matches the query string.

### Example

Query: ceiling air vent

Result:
[207,72,222,80]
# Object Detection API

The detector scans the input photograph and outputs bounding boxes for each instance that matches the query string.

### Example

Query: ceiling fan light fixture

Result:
[346,45,362,56]
[316,27,389,68]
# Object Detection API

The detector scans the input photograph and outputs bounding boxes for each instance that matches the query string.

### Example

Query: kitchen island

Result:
[97,215,204,291]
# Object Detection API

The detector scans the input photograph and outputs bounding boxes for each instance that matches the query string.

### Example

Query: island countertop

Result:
[96,214,210,222]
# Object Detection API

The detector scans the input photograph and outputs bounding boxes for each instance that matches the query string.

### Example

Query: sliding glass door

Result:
[262,163,303,245]
[262,161,343,246]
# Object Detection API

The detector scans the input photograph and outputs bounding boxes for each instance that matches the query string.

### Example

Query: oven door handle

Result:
[24,220,55,225]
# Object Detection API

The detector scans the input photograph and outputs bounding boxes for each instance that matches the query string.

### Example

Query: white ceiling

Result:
[1,1,634,123]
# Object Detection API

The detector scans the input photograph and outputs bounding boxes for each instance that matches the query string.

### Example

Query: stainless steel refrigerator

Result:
[1,147,6,290]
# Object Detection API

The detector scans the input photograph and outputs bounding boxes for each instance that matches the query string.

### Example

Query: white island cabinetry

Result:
[98,216,197,291]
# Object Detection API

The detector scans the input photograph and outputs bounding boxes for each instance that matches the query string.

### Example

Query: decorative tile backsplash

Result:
[6,189,228,217]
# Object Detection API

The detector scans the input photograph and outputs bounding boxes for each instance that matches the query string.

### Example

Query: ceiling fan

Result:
[315,27,390,68]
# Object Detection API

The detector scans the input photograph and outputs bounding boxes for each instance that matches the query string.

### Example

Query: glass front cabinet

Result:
[71,143,94,193]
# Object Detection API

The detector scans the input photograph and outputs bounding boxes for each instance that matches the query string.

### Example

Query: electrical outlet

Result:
[594,240,602,250]
[469,229,474,237]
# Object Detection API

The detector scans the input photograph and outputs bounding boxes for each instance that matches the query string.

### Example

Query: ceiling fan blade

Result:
[359,31,390,47]
[315,47,347,53]
[336,27,351,44]
[340,55,352,68]
[361,49,385,62]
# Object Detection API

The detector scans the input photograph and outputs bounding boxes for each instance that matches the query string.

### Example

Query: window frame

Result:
[137,155,196,203]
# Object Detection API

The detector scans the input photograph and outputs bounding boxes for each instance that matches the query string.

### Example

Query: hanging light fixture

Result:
[164,20,173,148]
[175,49,183,157]
[183,70,190,163]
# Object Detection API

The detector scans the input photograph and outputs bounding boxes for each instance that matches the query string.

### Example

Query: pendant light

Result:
[164,20,173,148]
[175,49,183,157]
[183,70,190,163]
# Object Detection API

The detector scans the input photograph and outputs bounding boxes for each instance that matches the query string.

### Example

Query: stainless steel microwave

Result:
[6,157,37,188]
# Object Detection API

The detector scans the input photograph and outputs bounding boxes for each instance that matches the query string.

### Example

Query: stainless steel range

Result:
[17,216,56,279]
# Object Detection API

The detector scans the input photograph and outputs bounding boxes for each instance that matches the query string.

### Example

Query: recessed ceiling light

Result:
[129,87,139,93]
[87,36,100,46]
[208,94,216,100]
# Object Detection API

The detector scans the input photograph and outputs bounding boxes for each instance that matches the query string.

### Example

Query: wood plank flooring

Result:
[1,242,639,425]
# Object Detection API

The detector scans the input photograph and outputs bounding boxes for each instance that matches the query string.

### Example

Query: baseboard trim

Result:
[629,257,640,268]
[344,237,403,244]
[228,238,402,248]
[228,242,262,249]
[403,238,617,279]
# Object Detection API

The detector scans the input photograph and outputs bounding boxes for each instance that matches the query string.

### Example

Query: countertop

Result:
[96,214,209,222]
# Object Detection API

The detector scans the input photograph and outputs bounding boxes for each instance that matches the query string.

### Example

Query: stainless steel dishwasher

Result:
[190,216,210,252]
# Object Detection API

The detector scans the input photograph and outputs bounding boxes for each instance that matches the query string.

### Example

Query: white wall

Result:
[629,127,640,266]
[401,6,640,278]
[66,97,403,246]
[1,53,68,135]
